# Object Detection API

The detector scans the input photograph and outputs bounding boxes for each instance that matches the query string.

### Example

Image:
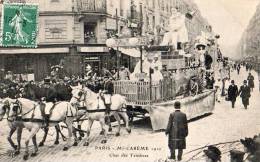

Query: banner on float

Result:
[146,90,215,130]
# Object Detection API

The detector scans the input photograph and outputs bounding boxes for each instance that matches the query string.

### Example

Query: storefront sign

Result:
[85,56,100,61]
[78,46,109,53]
[0,47,69,54]
[1,3,39,48]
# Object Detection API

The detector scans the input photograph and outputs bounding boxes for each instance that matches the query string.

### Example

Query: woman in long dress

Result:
[9,7,32,44]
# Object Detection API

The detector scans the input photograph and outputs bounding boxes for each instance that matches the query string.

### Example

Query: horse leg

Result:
[54,125,60,145]
[99,118,107,144]
[83,119,93,146]
[23,126,40,160]
[7,126,17,151]
[113,113,121,137]
[59,127,67,141]
[15,126,23,155]
[119,112,131,134]
[39,127,49,147]
[78,120,85,139]
[63,118,74,151]
[31,135,38,157]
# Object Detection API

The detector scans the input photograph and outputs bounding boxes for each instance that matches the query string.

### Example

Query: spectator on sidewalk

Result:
[165,101,188,161]
[214,78,222,102]
[227,80,238,108]
[238,80,251,109]
[237,64,240,75]
[247,72,254,92]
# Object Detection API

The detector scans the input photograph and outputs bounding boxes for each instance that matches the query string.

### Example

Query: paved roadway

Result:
[0,66,260,162]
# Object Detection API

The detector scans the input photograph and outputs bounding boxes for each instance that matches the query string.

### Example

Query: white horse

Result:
[7,98,77,160]
[71,87,131,146]
[0,98,25,155]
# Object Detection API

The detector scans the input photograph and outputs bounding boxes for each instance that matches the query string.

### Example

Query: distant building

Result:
[0,0,212,80]
[238,3,260,58]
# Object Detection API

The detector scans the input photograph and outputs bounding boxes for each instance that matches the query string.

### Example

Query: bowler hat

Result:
[230,150,245,162]
[240,138,257,153]
[204,146,221,161]
[174,101,181,109]
[243,80,247,84]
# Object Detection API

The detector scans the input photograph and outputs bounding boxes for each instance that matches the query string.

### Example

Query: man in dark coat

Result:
[238,80,251,109]
[165,101,188,161]
[237,64,241,75]
[247,73,254,92]
[227,80,238,108]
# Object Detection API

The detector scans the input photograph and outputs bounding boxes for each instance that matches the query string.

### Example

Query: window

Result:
[51,0,59,2]
[84,22,97,44]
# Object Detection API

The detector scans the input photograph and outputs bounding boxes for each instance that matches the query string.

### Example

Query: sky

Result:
[193,0,259,58]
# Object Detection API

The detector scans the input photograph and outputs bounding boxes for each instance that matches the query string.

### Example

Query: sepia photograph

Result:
[0,0,259,161]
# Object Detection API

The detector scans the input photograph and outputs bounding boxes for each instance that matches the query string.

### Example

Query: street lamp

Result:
[106,37,120,79]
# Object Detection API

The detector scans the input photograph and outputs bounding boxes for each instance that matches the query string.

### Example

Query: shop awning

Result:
[118,47,140,58]
[0,47,69,54]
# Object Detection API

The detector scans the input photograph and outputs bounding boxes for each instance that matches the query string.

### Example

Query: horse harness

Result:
[8,100,74,123]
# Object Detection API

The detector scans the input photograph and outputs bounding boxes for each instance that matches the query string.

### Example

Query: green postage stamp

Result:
[1,3,38,48]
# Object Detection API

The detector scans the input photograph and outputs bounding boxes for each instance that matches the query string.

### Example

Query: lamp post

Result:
[106,38,120,79]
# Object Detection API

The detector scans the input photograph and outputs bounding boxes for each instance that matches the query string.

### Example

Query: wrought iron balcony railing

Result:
[77,0,106,13]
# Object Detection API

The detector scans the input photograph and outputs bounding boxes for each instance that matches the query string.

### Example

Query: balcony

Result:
[77,0,106,13]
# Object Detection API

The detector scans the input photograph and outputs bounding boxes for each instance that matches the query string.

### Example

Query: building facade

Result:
[238,3,260,59]
[0,0,212,81]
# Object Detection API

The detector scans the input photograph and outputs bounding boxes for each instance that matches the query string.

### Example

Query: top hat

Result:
[204,146,221,161]
[174,101,181,109]
[44,77,51,84]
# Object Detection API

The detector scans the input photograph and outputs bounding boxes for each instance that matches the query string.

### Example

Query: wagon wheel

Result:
[127,110,134,124]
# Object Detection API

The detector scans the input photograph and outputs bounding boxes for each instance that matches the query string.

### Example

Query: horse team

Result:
[0,86,131,160]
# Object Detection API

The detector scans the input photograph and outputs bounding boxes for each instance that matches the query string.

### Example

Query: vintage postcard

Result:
[0,0,259,162]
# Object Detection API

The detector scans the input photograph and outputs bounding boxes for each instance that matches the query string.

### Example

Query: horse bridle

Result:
[8,100,36,120]
[7,100,23,120]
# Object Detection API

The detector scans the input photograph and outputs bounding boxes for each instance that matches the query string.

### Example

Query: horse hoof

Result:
[54,141,59,145]
[31,152,37,157]
[23,154,29,160]
[108,127,112,132]
[83,142,89,146]
[100,130,105,135]
[39,142,44,147]
[79,133,85,137]
[127,129,131,134]
[115,132,120,137]
[73,141,78,146]
[101,140,107,144]
[63,147,69,151]
[14,150,20,155]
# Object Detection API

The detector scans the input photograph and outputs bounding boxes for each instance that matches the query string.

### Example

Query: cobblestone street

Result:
[0,67,259,162]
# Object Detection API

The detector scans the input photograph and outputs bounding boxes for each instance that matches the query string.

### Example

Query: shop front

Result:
[0,47,69,81]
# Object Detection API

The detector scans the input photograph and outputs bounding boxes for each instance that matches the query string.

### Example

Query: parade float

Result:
[107,8,218,131]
